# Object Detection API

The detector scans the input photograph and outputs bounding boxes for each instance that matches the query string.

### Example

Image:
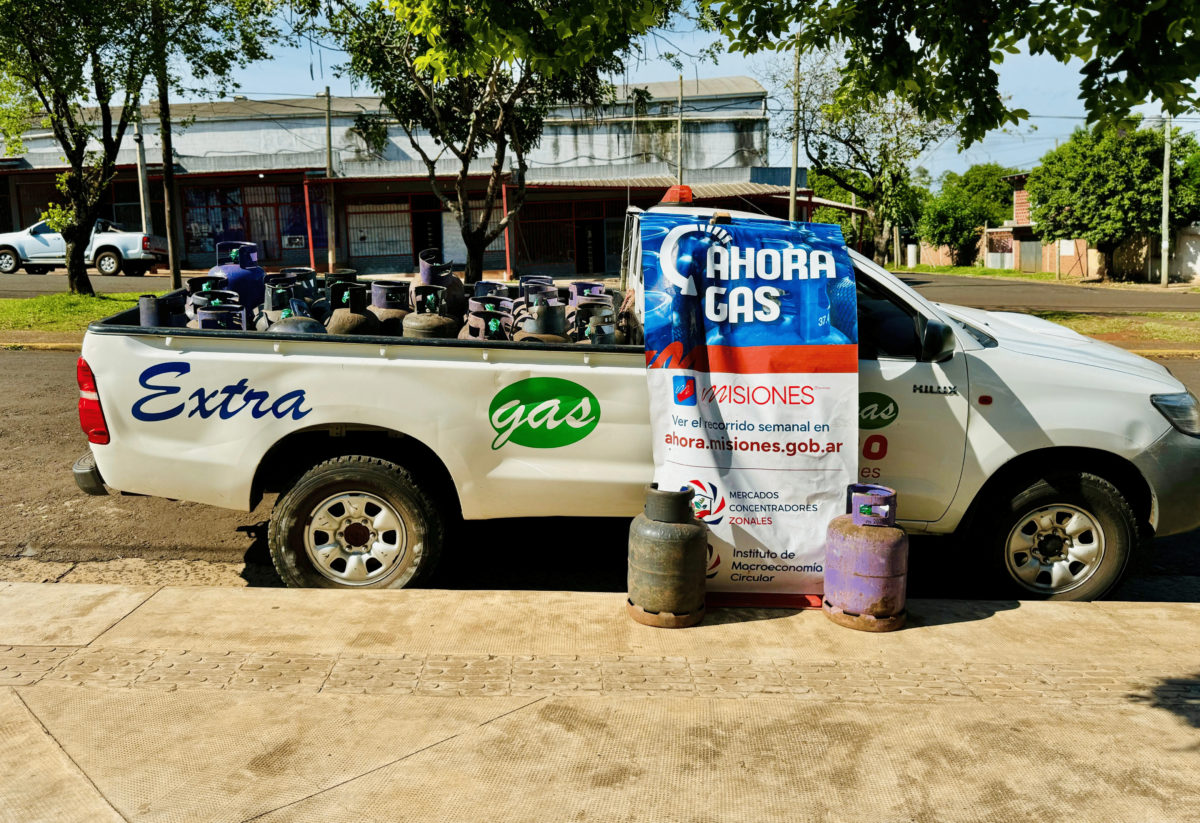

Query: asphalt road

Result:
[0,270,174,299]
[6,268,1200,315]
[1,349,1196,600]
[902,273,1200,312]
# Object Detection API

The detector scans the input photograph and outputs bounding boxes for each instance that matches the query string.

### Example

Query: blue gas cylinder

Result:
[209,241,265,309]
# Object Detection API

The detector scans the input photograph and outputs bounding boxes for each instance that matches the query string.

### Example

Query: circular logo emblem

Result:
[859,392,899,430]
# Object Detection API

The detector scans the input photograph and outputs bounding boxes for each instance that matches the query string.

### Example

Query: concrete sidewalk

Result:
[1,583,1197,822]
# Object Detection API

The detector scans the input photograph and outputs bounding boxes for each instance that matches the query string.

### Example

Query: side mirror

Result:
[917,316,955,363]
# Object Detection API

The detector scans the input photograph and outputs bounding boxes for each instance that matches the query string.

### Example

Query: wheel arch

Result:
[250,424,462,520]
[955,446,1153,538]
[0,245,21,264]
[91,245,123,264]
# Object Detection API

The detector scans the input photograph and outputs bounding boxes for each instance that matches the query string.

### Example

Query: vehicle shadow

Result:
[237,521,285,587]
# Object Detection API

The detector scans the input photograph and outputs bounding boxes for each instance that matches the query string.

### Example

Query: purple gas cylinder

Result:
[209,241,265,309]
[822,484,908,632]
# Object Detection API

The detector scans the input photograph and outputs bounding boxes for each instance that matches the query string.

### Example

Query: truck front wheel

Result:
[268,455,444,589]
[0,249,19,274]
[983,472,1136,601]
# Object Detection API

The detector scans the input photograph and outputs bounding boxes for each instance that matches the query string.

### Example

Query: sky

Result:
[205,18,1182,187]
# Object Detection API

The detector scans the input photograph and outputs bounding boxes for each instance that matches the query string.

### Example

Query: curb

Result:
[1,342,82,352]
[1129,349,1200,359]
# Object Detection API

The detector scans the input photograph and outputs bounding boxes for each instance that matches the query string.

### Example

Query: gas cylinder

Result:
[514,302,569,343]
[268,299,327,335]
[210,242,265,309]
[823,484,908,632]
[416,249,466,319]
[138,294,162,327]
[195,305,245,330]
[403,285,459,339]
[473,280,509,298]
[368,281,411,335]
[582,317,618,345]
[512,284,558,327]
[254,283,298,330]
[279,267,319,298]
[186,290,242,327]
[324,268,358,296]
[459,309,511,341]
[569,281,605,305]
[325,282,381,336]
[627,484,707,628]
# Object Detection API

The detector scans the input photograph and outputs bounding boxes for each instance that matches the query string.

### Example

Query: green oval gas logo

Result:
[859,392,898,430]
[488,377,600,450]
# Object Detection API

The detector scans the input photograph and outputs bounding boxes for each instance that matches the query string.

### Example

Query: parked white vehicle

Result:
[72,204,1200,600]
[0,218,167,276]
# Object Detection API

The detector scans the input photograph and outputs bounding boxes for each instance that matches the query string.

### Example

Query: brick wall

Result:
[1013,189,1030,225]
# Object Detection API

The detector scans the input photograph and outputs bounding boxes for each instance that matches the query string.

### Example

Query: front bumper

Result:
[1132,427,1200,537]
[73,451,108,496]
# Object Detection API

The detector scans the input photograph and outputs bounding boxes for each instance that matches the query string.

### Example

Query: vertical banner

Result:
[641,213,859,606]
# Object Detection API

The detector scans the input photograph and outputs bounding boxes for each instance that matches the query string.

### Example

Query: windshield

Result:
[849,250,984,348]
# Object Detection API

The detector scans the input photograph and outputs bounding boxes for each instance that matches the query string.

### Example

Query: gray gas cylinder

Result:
[403,284,459,339]
[823,484,909,632]
[367,280,411,335]
[325,282,381,336]
[627,484,707,628]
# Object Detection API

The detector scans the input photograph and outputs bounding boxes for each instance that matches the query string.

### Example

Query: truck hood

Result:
[937,303,1180,387]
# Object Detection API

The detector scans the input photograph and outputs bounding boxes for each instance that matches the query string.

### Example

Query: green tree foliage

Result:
[0,0,153,295]
[303,0,674,282]
[146,0,279,287]
[705,0,1200,145]
[1026,123,1200,277]
[762,49,949,262]
[919,163,1013,265]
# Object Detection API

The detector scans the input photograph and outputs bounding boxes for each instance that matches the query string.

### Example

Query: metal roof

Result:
[134,76,764,123]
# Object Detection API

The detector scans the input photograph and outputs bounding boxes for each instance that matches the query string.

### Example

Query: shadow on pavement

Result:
[238,521,285,587]
[1128,673,1200,736]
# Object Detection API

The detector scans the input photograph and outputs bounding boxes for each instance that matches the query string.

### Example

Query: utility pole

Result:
[676,75,683,186]
[133,118,152,235]
[1161,112,1171,287]
[788,41,800,222]
[324,86,336,273]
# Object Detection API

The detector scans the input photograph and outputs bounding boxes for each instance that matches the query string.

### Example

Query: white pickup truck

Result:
[0,218,167,276]
[72,203,1200,600]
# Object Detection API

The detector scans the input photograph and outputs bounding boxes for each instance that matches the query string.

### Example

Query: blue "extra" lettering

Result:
[131,361,312,423]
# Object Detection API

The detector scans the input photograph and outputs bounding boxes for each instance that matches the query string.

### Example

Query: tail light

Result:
[142,236,151,251]
[77,357,110,445]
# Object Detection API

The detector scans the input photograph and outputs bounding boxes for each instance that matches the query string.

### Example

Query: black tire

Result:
[981,472,1137,601]
[268,455,444,589]
[0,248,19,274]
[94,250,122,276]
[124,264,146,277]
[24,265,49,275]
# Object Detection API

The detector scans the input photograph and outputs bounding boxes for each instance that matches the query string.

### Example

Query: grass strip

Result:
[0,292,162,333]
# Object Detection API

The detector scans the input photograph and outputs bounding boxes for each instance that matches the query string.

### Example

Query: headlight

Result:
[1151,392,1200,437]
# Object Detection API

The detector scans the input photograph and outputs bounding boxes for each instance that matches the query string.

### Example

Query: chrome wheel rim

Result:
[0,252,14,271]
[1005,504,1105,595]
[303,491,409,586]
[98,256,117,274]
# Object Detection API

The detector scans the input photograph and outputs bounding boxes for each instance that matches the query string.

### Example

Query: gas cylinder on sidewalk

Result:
[823,484,908,632]
[627,484,707,628]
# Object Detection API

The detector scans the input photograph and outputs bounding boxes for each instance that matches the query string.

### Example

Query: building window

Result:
[182,182,326,261]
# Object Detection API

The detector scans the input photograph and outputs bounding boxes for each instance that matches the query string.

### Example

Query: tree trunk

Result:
[156,77,180,290]
[62,223,94,296]
[151,4,180,290]
[1099,245,1115,281]
[462,229,486,285]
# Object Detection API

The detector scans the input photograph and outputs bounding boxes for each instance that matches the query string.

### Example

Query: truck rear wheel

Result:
[94,250,122,276]
[268,455,443,589]
[983,472,1136,601]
